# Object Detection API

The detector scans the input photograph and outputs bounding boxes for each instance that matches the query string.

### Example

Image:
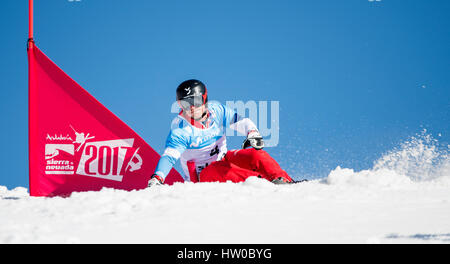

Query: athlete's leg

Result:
[224,148,292,182]
[198,160,260,183]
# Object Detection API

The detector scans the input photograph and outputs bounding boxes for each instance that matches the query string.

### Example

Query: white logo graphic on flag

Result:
[76,138,142,182]
[45,144,75,174]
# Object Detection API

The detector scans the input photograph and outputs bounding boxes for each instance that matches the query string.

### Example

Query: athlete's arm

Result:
[153,129,188,181]
[220,103,258,135]
[219,103,264,149]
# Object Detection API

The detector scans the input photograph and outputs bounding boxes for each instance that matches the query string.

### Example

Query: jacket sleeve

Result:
[221,104,258,136]
[153,129,188,180]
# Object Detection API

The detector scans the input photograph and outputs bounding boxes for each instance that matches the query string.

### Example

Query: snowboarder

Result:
[147,79,293,187]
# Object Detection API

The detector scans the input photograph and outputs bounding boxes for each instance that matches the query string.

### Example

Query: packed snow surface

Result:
[1,132,449,243]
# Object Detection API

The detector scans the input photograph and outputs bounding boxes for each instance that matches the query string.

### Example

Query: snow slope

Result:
[1,132,449,244]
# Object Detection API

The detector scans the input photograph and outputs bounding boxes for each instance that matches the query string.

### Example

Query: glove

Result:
[242,130,264,150]
[147,174,164,188]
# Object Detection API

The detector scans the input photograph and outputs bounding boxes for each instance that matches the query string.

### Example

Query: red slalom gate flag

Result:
[27,44,184,197]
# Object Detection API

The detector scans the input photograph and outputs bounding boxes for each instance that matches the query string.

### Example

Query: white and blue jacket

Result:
[154,101,257,181]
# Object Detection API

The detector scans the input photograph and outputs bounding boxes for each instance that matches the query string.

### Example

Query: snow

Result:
[1,132,450,244]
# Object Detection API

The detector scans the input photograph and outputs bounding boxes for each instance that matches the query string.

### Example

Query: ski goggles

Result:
[178,95,207,109]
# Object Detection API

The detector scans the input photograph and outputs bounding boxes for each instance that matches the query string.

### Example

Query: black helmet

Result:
[176,79,208,109]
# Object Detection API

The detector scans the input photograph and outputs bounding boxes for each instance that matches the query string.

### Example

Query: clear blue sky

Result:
[1,0,449,189]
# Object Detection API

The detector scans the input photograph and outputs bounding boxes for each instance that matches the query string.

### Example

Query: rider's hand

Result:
[147,174,164,188]
[242,130,264,150]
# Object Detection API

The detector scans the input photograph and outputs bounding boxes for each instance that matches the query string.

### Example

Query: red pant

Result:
[198,148,292,183]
